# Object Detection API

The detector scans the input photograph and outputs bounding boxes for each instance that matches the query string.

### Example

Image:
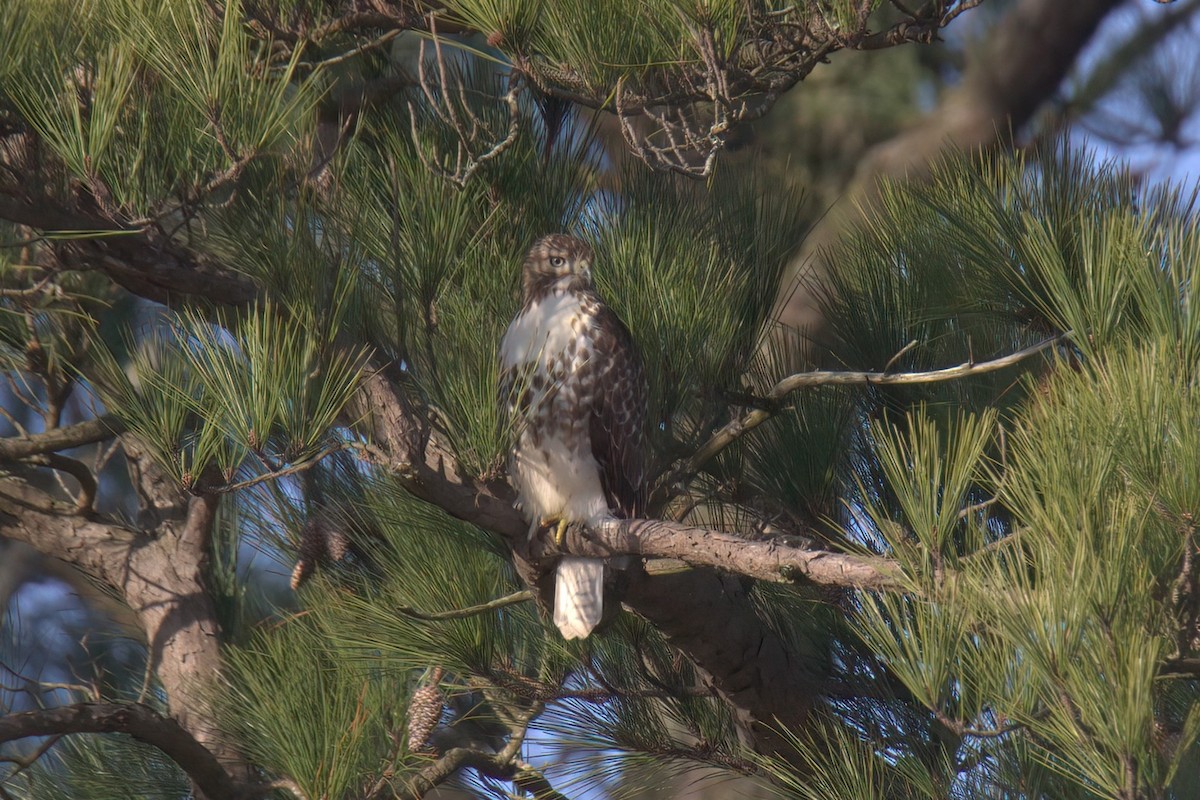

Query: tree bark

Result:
[0,449,239,786]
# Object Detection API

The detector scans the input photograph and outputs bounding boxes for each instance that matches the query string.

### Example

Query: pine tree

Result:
[1,2,1199,799]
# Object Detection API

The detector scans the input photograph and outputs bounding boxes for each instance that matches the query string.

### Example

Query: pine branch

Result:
[393,747,496,800]
[671,333,1067,491]
[390,703,543,800]
[350,369,854,758]
[0,191,260,308]
[220,445,347,494]
[0,703,271,800]
[0,733,63,784]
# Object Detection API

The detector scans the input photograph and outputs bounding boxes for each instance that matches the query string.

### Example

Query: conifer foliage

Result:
[1,2,1198,799]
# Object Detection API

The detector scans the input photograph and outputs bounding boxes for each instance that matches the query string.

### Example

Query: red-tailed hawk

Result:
[499,234,647,639]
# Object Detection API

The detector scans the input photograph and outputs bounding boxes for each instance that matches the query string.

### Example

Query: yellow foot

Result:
[537,517,571,547]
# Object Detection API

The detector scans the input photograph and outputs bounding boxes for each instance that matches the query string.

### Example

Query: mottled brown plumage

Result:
[498,234,647,638]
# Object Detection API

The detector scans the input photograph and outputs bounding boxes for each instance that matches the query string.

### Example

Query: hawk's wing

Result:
[589,305,647,518]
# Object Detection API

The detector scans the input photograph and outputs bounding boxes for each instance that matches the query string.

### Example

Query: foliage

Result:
[753,147,1200,799]
[2,1,1199,799]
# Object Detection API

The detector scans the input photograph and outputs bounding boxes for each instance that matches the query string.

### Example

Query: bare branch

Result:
[0,733,63,783]
[407,28,524,189]
[240,0,980,175]
[218,445,346,494]
[24,453,97,514]
[393,704,546,799]
[781,0,1123,333]
[348,370,834,757]
[511,761,571,800]
[0,463,240,782]
[396,590,535,621]
[676,333,1066,489]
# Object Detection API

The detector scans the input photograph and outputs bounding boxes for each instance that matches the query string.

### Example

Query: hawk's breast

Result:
[499,289,609,525]
[499,290,595,375]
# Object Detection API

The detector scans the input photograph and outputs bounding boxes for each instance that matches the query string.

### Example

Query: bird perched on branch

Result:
[499,234,647,639]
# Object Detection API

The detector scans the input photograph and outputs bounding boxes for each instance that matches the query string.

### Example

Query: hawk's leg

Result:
[537,516,572,547]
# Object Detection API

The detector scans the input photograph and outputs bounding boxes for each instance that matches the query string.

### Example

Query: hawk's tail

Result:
[553,557,605,639]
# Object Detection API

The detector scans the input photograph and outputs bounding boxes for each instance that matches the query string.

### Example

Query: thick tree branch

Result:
[346,371,829,757]
[0,193,260,308]
[394,747,500,800]
[0,413,124,460]
[857,0,1125,179]
[544,517,903,591]
[0,479,142,581]
[348,369,902,594]
[0,703,268,800]
[0,448,240,791]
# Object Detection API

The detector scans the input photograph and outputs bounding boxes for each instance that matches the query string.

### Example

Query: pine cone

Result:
[290,514,350,590]
[326,527,350,562]
[289,558,313,591]
[406,667,446,753]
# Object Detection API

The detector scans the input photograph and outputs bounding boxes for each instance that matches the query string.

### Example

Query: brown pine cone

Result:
[406,668,446,753]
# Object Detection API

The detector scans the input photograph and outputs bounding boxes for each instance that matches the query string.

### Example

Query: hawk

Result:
[499,234,647,639]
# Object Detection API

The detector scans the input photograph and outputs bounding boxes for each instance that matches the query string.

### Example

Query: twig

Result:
[407,28,524,189]
[299,29,402,70]
[217,444,345,493]
[397,590,534,621]
[395,703,545,799]
[0,405,28,439]
[511,760,571,800]
[0,272,60,301]
[935,710,1023,739]
[24,453,97,514]
[491,665,717,704]
[882,339,919,373]
[0,734,63,783]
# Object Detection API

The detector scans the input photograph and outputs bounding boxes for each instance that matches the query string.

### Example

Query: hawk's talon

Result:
[555,518,569,547]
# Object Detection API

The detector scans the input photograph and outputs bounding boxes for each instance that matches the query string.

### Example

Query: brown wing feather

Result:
[588,304,647,518]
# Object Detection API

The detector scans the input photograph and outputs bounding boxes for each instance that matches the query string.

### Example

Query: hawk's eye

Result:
[549,256,566,268]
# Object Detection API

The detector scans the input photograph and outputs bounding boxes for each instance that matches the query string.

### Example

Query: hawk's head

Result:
[522,234,594,300]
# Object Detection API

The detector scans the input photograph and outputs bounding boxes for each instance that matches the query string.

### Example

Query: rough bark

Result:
[126,494,228,764]
[0,193,260,309]
[0,449,239,785]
